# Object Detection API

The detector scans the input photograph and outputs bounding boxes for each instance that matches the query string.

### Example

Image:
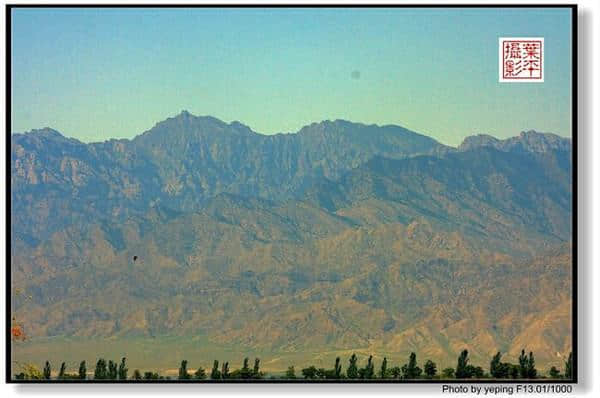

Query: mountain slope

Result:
[11,112,446,242]
[306,145,571,254]
[11,202,571,369]
[10,114,573,371]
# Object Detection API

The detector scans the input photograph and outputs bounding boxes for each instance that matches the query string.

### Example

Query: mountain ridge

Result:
[458,130,571,153]
[13,110,571,145]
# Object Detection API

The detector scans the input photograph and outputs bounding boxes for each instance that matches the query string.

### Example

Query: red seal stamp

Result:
[499,37,544,82]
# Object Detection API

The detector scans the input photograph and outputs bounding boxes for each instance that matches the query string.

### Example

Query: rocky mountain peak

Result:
[459,130,570,153]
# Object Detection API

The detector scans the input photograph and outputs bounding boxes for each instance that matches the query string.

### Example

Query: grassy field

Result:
[11,335,571,380]
[11,335,397,378]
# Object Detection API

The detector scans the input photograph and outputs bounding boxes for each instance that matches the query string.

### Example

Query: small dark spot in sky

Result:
[351,70,361,80]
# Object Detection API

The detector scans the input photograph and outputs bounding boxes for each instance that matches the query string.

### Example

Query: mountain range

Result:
[10,111,573,371]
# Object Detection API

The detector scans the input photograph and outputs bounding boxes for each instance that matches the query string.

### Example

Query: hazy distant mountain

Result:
[458,130,572,154]
[10,112,572,370]
[11,111,446,243]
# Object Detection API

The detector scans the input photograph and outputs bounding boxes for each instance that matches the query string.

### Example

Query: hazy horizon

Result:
[11,7,572,146]
[11,110,571,149]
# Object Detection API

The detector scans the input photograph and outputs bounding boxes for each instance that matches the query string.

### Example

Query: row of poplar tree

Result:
[16,349,573,380]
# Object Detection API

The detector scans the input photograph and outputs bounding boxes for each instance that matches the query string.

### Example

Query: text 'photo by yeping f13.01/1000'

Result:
[7,4,576,385]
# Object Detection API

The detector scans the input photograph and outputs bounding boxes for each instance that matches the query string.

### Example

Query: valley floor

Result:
[11,335,568,378]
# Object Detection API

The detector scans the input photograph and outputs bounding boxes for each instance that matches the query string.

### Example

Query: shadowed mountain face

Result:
[11,112,572,370]
[11,112,444,243]
[306,146,571,254]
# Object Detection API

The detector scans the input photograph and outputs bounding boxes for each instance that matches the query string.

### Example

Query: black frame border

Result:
[5,2,578,385]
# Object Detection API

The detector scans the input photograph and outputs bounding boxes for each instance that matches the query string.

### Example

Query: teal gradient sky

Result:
[11,7,572,146]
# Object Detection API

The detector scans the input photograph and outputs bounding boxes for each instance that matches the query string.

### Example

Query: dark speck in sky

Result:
[351,70,361,80]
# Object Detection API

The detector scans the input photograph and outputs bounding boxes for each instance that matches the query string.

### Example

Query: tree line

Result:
[14,350,573,381]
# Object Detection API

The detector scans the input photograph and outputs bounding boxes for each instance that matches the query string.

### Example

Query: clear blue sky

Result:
[11,7,572,146]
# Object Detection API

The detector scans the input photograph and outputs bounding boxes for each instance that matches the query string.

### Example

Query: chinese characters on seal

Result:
[499,37,544,82]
